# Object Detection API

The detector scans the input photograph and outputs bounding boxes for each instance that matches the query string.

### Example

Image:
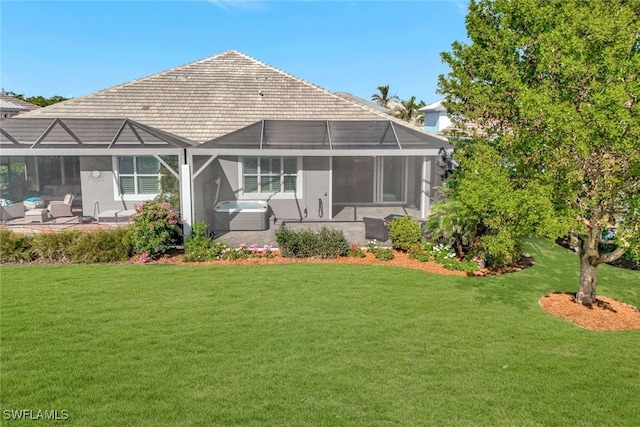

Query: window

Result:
[116,156,160,196]
[242,157,299,195]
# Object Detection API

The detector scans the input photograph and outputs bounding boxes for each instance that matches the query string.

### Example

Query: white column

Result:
[420,156,432,219]
[180,162,193,238]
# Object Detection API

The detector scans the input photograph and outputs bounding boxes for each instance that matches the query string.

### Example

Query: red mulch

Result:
[539,292,640,331]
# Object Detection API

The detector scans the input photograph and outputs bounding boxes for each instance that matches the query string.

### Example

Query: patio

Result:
[1,205,422,248]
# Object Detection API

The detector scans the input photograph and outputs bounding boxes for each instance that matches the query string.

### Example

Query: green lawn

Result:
[1,239,639,426]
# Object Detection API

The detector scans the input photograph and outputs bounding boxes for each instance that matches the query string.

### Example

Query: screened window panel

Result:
[137,157,159,174]
[118,157,135,174]
[138,177,159,194]
[244,176,258,193]
[120,177,136,194]
[243,157,298,195]
[283,157,297,174]
[261,176,280,193]
[261,157,280,175]
[283,176,297,193]
[244,158,258,174]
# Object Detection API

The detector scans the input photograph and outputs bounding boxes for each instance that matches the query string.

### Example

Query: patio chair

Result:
[0,203,25,223]
[363,216,389,242]
[48,194,75,218]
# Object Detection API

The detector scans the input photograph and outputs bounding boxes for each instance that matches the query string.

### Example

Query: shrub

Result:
[348,243,366,258]
[130,201,181,258]
[440,257,479,272]
[276,226,348,259]
[183,221,224,262]
[366,240,394,261]
[32,230,82,262]
[409,241,478,272]
[373,247,394,261]
[479,232,522,268]
[0,229,35,263]
[387,215,421,251]
[219,243,275,260]
[71,227,133,263]
[315,227,349,258]
[408,243,432,262]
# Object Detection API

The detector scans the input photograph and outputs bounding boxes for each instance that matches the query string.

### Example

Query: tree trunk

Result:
[576,255,598,305]
[575,228,600,306]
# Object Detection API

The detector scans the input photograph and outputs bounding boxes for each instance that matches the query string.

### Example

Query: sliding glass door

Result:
[375,156,406,203]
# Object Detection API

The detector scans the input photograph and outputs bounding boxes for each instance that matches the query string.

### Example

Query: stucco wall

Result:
[79,156,159,217]
[192,155,331,228]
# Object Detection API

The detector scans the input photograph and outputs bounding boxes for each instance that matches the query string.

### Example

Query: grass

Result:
[1,239,639,426]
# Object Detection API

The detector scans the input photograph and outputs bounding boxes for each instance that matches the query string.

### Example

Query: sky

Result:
[0,0,469,104]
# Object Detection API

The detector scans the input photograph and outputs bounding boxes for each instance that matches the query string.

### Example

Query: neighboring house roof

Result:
[0,92,41,113]
[418,99,447,113]
[0,118,194,150]
[197,119,451,152]
[18,50,443,143]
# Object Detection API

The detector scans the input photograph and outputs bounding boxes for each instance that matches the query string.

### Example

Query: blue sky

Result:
[0,0,469,104]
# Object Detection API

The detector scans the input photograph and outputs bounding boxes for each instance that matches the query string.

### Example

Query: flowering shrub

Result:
[131,201,181,258]
[348,243,366,258]
[220,243,275,260]
[366,240,394,261]
[409,241,478,272]
[409,242,454,262]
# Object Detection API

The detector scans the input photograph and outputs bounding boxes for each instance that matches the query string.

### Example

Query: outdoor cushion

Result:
[24,197,45,210]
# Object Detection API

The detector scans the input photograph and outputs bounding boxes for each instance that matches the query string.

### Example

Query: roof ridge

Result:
[229,50,413,123]
[27,51,238,111]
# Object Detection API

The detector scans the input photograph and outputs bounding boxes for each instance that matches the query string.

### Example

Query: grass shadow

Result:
[456,238,580,310]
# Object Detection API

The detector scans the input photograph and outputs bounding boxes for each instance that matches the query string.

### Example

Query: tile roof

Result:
[333,92,391,113]
[0,92,41,112]
[18,50,445,143]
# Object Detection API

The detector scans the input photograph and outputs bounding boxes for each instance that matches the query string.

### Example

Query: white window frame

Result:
[239,156,303,199]
[112,156,161,200]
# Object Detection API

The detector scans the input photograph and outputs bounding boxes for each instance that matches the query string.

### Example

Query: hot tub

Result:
[213,200,270,231]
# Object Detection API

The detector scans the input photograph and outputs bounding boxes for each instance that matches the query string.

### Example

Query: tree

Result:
[392,96,426,124]
[438,0,640,305]
[370,84,399,108]
[2,90,69,107]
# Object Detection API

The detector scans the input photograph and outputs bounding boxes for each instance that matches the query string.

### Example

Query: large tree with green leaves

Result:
[438,0,640,305]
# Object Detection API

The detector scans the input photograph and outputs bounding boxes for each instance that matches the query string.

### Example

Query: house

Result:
[0,51,452,233]
[0,92,40,119]
[419,100,452,134]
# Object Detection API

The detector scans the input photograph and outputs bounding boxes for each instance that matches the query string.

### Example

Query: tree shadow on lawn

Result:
[455,239,580,310]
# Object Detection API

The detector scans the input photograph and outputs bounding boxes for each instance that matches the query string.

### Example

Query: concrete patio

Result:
[1,205,423,248]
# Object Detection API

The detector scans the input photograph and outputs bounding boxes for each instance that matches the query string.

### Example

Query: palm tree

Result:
[393,96,426,124]
[371,85,399,108]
